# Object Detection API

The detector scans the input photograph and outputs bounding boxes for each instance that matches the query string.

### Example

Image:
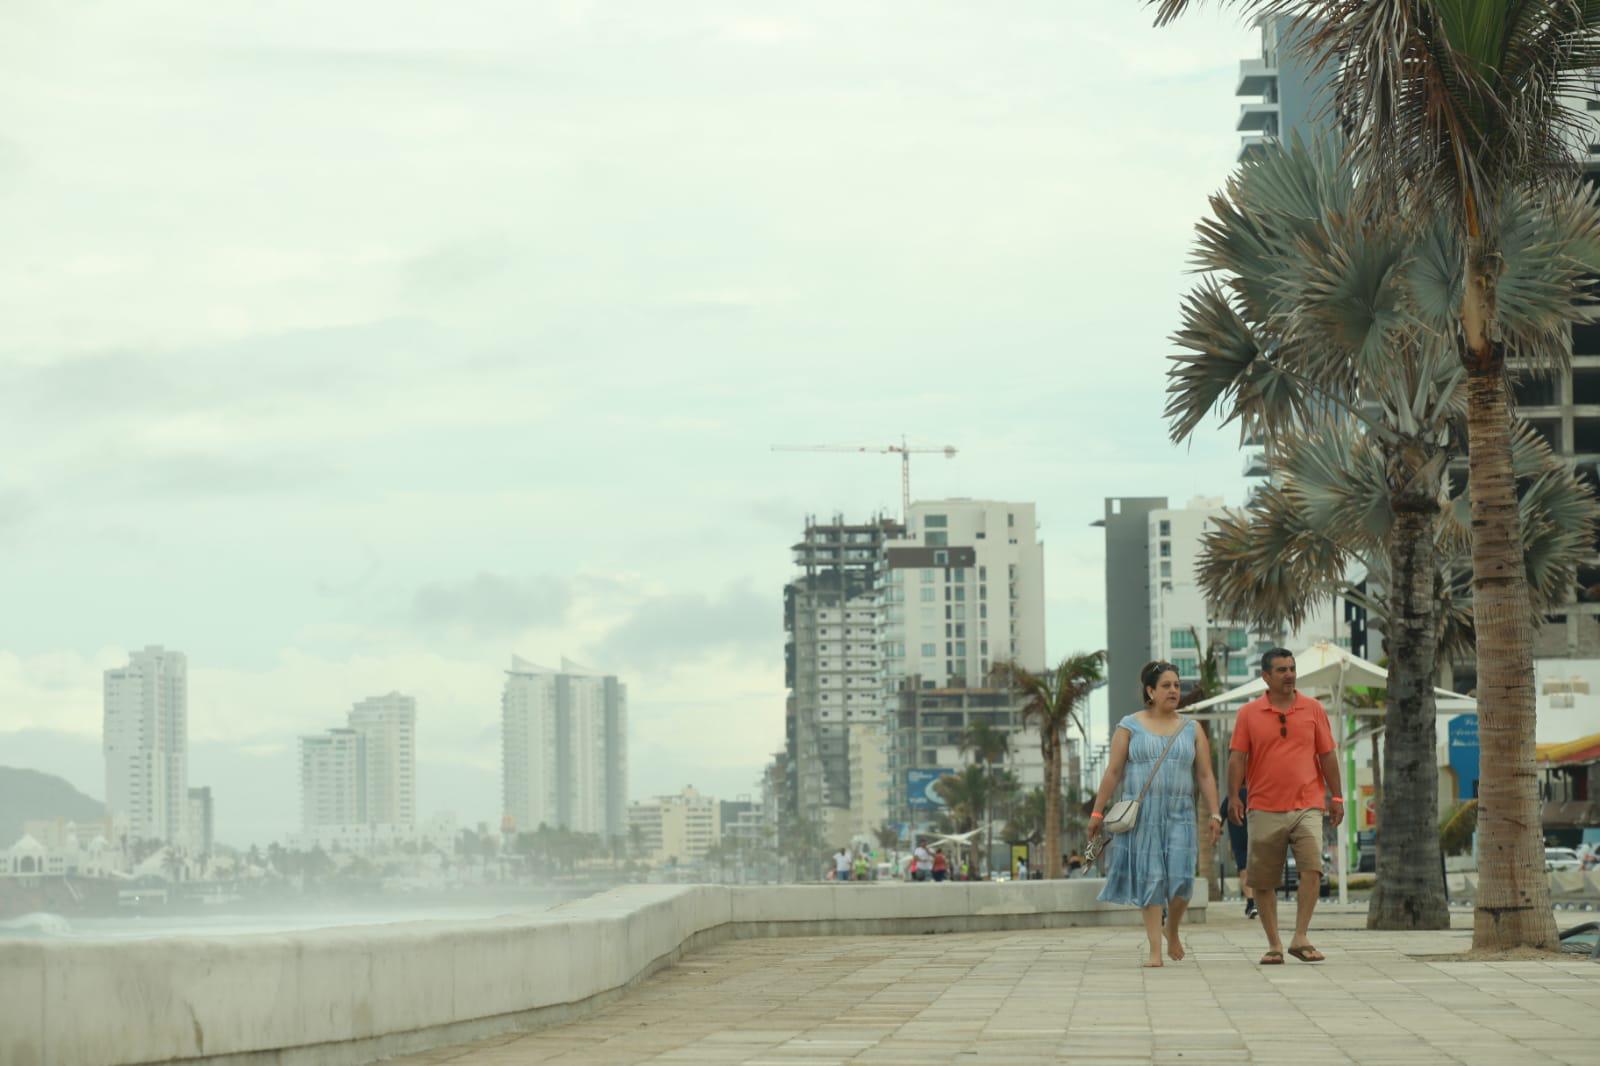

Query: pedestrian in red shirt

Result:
[1228,648,1344,965]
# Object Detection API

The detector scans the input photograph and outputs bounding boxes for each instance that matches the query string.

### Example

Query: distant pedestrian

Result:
[1066,851,1084,877]
[913,842,933,882]
[932,848,949,882]
[1221,790,1255,918]
[1015,857,1027,881]
[853,852,869,881]
[1228,649,1342,965]
[1090,660,1222,968]
[834,848,852,882]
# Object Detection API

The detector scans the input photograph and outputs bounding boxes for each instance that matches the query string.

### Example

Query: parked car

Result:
[1282,849,1333,899]
[1545,847,1582,871]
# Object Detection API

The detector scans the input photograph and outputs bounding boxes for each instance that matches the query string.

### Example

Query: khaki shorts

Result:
[1246,809,1323,890]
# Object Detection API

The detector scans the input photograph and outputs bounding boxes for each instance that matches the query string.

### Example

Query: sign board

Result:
[906,769,954,810]
[1447,716,1480,801]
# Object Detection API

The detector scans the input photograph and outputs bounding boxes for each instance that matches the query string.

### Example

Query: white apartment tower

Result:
[103,645,188,845]
[501,657,628,840]
[299,728,361,830]
[883,500,1047,691]
[348,692,416,827]
[298,692,417,833]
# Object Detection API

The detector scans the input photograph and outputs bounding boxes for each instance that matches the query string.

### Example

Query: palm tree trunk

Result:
[1043,726,1063,878]
[1464,358,1558,949]
[1368,496,1449,929]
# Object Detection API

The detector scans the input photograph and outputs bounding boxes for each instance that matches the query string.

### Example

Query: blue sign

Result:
[906,769,954,810]
[1447,716,1479,801]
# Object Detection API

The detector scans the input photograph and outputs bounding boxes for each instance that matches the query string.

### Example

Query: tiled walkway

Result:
[383,910,1600,1065]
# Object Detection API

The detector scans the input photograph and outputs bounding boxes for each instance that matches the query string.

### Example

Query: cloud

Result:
[586,581,774,674]
[411,573,573,637]
[0,489,31,535]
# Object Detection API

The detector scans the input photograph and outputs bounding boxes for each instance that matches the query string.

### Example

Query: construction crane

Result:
[771,437,958,520]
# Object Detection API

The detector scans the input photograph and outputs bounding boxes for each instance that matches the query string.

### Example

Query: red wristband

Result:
[1089,812,1104,821]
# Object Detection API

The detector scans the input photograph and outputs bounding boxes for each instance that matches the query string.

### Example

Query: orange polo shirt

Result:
[1230,691,1335,812]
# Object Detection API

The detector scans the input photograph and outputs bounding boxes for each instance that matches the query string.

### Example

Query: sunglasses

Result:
[1277,712,1287,738]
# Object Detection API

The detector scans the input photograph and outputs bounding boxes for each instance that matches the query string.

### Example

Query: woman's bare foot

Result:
[1143,949,1164,968]
[1166,934,1185,962]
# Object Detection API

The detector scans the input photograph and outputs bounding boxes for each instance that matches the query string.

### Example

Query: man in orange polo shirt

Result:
[1228,648,1343,964]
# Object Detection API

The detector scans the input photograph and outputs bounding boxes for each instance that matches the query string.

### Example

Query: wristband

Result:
[1330,797,1344,805]
[1209,814,1223,823]
[1089,812,1104,821]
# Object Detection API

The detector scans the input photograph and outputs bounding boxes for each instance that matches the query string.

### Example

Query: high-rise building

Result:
[501,657,628,840]
[1234,16,1336,162]
[880,499,1046,823]
[783,515,901,840]
[103,645,188,845]
[298,692,418,839]
[299,728,361,830]
[186,786,214,858]
[882,500,1046,691]
[347,692,416,828]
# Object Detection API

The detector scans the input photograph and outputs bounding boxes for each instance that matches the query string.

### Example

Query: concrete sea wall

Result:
[0,878,1200,1066]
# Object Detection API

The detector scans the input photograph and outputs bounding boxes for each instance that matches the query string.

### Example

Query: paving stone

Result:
[375,912,1599,1066]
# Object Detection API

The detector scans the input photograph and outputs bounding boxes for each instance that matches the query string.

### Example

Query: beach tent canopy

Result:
[1179,640,1474,716]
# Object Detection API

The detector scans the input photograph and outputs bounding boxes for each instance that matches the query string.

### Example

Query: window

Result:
[954,586,966,602]
[1170,629,1198,649]
[924,514,948,528]
[978,566,986,580]
[1160,561,1172,577]
[954,624,966,638]
[1227,628,1248,651]
[1159,541,1171,558]
[933,550,948,565]
[921,644,937,657]
[954,605,966,620]
[1159,520,1171,536]
[1172,657,1199,678]
[921,587,935,602]
[1008,512,1015,527]
[927,532,949,547]
[922,569,935,584]
[955,642,967,657]
[1229,658,1248,677]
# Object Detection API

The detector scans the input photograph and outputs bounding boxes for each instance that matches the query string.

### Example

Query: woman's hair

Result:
[1140,660,1179,706]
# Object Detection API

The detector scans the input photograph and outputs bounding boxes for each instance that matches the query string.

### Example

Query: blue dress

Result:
[1097,714,1197,907]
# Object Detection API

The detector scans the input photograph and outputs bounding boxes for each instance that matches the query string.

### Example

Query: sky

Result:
[0,1,1262,847]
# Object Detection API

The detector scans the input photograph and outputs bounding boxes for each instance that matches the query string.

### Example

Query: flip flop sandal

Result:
[1259,950,1285,965]
[1287,946,1325,963]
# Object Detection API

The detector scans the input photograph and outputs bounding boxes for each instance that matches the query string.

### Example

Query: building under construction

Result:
[783,514,901,843]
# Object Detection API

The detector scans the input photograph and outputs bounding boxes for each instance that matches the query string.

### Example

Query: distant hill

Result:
[0,767,105,847]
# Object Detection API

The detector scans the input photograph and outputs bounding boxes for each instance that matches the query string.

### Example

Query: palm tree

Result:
[990,653,1105,878]
[1177,631,1227,904]
[1167,133,1599,930]
[959,720,1011,876]
[1151,0,1600,954]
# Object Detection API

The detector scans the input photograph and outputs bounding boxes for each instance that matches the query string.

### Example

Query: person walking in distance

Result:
[1229,649,1343,964]
[1089,661,1223,967]
[834,848,852,882]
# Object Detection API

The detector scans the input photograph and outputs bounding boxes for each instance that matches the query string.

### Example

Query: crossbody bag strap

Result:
[1130,720,1189,807]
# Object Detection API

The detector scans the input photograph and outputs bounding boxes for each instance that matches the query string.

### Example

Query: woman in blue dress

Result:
[1089,661,1222,967]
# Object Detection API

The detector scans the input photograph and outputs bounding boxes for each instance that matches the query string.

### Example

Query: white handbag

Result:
[1104,721,1189,835]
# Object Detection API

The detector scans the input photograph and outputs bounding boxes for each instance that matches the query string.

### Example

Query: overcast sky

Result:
[0,1,1260,846]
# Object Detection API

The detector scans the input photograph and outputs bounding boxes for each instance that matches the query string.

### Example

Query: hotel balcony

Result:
[1238,133,1271,162]
[1237,57,1278,97]
[1237,102,1280,132]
